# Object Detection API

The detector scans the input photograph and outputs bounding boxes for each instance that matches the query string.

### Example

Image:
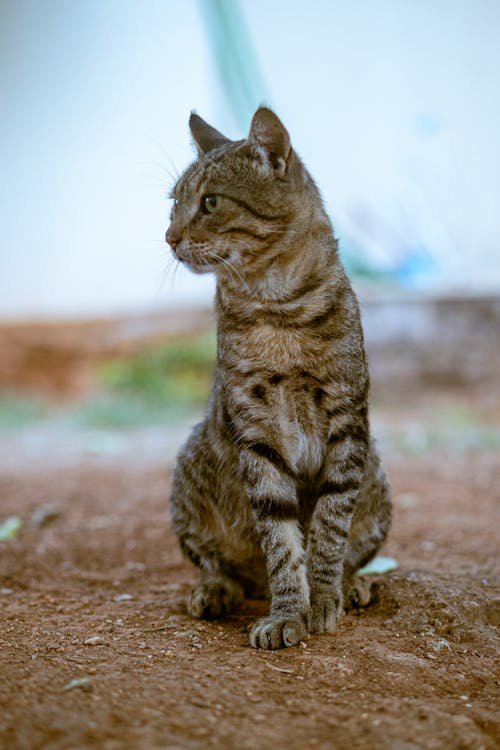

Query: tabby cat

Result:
[166,107,391,650]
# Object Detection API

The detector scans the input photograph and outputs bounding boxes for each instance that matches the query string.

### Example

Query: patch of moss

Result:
[71,331,218,427]
[98,331,216,405]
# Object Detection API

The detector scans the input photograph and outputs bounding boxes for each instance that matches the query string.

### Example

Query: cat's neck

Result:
[217,206,338,307]
[214,217,347,334]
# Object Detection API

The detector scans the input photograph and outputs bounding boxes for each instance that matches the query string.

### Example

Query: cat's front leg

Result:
[307,454,364,634]
[249,516,310,649]
[170,425,245,620]
[240,446,309,649]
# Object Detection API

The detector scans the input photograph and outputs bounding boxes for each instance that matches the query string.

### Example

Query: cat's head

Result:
[166,107,314,278]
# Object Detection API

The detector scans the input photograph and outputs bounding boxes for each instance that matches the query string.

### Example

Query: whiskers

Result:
[157,250,181,296]
[208,251,247,287]
[141,134,181,180]
[137,136,182,197]
[159,236,247,289]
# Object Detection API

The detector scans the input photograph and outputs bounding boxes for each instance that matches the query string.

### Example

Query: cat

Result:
[166,106,391,649]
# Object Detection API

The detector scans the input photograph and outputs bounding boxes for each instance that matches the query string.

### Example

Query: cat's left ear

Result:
[248,107,292,177]
[189,112,231,154]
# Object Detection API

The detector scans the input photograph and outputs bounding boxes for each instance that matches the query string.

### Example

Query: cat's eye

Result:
[201,194,220,214]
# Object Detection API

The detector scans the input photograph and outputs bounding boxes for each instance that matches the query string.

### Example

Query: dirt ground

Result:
[0,296,499,750]
[1,421,499,750]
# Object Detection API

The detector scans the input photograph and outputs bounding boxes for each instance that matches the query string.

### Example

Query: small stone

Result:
[83,635,104,646]
[395,492,419,508]
[113,593,134,602]
[432,638,451,652]
[420,540,436,552]
[29,505,61,528]
[62,677,93,692]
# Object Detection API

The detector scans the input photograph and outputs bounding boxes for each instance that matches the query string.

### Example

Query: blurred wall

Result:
[0,0,217,318]
[1,0,499,319]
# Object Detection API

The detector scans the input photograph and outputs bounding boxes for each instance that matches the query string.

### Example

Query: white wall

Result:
[245,0,500,290]
[0,0,216,318]
[1,0,499,319]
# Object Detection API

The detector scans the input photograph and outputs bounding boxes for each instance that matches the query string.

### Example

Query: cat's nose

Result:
[165,227,180,250]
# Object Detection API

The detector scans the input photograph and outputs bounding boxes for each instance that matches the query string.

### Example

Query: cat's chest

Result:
[275,391,325,477]
[225,324,334,477]
[233,323,325,372]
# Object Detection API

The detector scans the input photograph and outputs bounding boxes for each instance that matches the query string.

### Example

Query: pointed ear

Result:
[248,107,292,177]
[189,112,231,154]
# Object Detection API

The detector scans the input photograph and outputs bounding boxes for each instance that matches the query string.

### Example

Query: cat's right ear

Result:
[248,107,292,177]
[189,113,231,155]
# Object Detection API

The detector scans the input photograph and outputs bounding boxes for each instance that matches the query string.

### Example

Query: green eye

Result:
[201,194,220,214]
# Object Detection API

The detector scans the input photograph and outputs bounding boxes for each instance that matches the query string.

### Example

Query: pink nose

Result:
[165,228,179,250]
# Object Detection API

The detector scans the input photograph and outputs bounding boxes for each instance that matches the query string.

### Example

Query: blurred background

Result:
[0,0,499,464]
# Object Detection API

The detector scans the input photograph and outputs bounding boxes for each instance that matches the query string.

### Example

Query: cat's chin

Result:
[182,259,216,275]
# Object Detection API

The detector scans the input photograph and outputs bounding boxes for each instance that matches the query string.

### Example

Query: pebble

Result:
[432,638,451,652]
[62,677,93,693]
[29,505,61,528]
[83,635,104,646]
[420,540,436,552]
[395,492,419,508]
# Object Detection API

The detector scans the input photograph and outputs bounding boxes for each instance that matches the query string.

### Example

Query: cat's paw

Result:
[188,579,243,620]
[249,615,308,650]
[344,575,375,610]
[308,590,344,634]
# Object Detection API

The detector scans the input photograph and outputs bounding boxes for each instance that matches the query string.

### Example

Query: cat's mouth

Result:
[172,241,221,275]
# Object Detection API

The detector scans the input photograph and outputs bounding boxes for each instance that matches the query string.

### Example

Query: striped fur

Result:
[167,108,391,649]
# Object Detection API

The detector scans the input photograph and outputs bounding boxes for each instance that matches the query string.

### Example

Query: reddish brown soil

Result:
[1,446,498,750]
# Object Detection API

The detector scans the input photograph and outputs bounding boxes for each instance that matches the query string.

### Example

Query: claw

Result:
[308,591,343,634]
[249,616,307,650]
